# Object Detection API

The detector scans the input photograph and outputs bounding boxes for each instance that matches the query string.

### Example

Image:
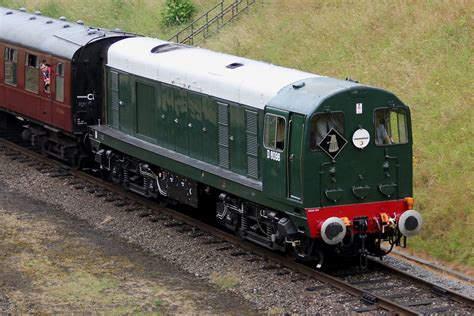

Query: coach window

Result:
[25,53,39,93]
[4,47,18,86]
[374,108,409,145]
[56,63,65,102]
[264,114,286,151]
[310,112,344,150]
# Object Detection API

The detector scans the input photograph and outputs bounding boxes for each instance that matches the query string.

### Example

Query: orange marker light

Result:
[340,217,351,226]
[404,197,415,209]
[380,213,389,224]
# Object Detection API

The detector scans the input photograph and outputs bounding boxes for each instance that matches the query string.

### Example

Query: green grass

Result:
[1,0,472,267]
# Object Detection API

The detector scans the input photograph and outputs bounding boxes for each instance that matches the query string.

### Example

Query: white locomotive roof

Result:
[107,37,319,109]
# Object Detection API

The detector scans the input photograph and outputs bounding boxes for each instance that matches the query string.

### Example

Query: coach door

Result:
[288,113,304,201]
[38,55,53,125]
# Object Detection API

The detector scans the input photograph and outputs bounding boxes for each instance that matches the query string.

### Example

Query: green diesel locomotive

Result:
[89,37,422,267]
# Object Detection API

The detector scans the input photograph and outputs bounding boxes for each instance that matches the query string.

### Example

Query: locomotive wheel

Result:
[21,129,32,142]
[110,164,122,184]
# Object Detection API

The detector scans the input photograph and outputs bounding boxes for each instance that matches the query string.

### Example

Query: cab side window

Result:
[264,114,286,151]
[25,53,39,93]
[310,112,344,150]
[4,47,18,86]
[374,108,409,145]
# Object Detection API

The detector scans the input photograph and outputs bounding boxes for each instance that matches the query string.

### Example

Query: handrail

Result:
[168,0,257,45]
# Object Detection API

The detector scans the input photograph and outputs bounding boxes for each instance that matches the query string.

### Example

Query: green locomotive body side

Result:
[91,68,412,237]
[92,68,313,231]
[89,36,421,262]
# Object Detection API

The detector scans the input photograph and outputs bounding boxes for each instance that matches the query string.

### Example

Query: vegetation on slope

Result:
[0,0,224,39]
[1,0,472,267]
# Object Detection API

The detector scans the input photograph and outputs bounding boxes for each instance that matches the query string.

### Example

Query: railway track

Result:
[0,136,472,315]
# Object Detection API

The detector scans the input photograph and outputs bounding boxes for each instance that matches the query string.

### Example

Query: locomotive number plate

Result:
[267,150,281,162]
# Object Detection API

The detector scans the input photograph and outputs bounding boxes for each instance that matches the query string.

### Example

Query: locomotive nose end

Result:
[321,217,347,245]
[398,210,423,237]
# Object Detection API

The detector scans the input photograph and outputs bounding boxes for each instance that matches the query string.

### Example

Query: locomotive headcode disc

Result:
[352,128,370,149]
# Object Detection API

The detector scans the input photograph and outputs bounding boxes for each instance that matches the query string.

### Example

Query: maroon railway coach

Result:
[0,7,131,165]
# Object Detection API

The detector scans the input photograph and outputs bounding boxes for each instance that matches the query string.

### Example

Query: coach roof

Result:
[107,37,321,110]
[0,7,128,59]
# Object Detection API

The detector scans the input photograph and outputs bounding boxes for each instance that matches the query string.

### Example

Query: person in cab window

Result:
[375,115,391,145]
[40,61,51,93]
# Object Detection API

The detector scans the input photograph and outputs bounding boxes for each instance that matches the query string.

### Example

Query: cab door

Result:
[262,108,288,199]
[288,114,305,201]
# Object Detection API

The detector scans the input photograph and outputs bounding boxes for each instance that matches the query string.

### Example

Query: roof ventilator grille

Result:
[151,43,189,54]
[226,62,244,69]
[292,82,305,89]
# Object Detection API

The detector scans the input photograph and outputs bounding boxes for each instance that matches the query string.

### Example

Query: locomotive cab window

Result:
[25,53,39,93]
[310,112,344,150]
[4,47,18,86]
[264,114,286,151]
[374,108,409,145]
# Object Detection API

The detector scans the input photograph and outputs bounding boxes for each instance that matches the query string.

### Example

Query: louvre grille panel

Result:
[246,110,259,178]
[110,72,120,129]
[246,111,257,133]
[111,91,119,109]
[218,103,228,125]
[247,133,258,155]
[247,156,258,178]
[218,125,229,147]
[219,147,229,169]
[217,102,229,169]
[111,72,119,91]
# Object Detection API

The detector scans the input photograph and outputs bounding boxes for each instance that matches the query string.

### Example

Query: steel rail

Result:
[2,137,472,314]
[369,258,474,307]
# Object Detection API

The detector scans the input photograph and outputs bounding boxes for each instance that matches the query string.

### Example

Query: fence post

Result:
[205,12,209,38]
[220,1,224,27]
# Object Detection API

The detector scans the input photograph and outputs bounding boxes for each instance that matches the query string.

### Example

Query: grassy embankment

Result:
[1,0,472,267]
[203,1,473,267]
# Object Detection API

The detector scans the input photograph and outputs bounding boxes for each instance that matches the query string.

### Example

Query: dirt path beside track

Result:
[0,185,255,314]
